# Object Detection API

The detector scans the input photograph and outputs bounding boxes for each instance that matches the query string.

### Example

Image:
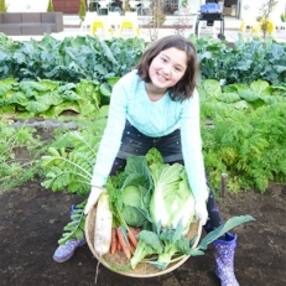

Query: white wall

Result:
[6,0,49,12]
[240,0,286,25]
[182,0,201,14]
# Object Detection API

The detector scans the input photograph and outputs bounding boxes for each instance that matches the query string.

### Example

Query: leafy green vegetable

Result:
[156,223,190,270]
[120,185,148,227]
[41,116,106,195]
[107,156,152,228]
[190,215,255,255]
[149,163,195,234]
[58,201,86,245]
[130,230,163,269]
[195,37,286,85]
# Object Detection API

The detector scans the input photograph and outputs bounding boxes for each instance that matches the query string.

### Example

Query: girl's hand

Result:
[195,200,208,225]
[84,186,105,215]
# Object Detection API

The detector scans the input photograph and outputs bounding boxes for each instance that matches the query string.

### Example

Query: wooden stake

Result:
[221,173,228,198]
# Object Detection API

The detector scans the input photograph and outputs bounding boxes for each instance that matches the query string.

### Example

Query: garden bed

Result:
[0,180,285,286]
[0,35,285,285]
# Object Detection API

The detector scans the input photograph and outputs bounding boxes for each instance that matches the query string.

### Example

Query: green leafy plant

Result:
[0,123,42,192]
[190,215,255,256]
[41,112,107,195]
[199,80,286,192]
[0,35,284,86]
[0,78,103,119]
[130,230,163,269]
[149,163,195,234]
[156,223,190,269]
[0,0,7,12]
[58,201,86,245]
[194,37,286,85]
[0,35,145,83]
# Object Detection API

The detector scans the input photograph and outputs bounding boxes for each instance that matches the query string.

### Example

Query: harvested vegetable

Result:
[94,192,113,256]
[90,156,255,272]
[110,228,117,255]
[116,226,131,259]
[130,230,163,269]
[127,227,138,248]
[121,185,148,227]
[149,163,195,234]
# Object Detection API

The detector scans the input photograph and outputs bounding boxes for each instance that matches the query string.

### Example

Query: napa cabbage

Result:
[149,163,195,234]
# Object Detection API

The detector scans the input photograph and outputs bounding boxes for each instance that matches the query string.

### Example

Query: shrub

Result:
[79,0,87,22]
[0,0,7,12]
[47,0,54,12]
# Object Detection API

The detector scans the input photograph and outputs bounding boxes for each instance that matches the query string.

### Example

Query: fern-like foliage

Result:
[58,201,86,245]
[202,102,286,192]
[200,79,286,192]
[41,107,108,195]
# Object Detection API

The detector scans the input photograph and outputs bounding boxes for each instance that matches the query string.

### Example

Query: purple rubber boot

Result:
[53,239,86,263]
[52,205,86,263]
[213,233,240,286]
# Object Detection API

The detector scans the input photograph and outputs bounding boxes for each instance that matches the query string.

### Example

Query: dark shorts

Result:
[117,121,183,163]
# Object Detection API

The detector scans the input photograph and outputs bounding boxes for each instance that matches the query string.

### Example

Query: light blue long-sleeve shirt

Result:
[91,70,209,202]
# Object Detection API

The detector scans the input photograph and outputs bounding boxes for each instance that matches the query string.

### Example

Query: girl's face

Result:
[148,47,187,91]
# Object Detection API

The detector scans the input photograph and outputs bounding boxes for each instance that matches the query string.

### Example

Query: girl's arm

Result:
[180,89,209,203]
[91,80,128,187]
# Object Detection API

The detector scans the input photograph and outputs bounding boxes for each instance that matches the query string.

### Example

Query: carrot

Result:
[117,239,122,251]
[116,229,122,252]
[127,227,137,248]
[110,228,117,255]
[116,227,131,259]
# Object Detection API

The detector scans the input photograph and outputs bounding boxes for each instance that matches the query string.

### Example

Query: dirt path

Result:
[0,181,285,286]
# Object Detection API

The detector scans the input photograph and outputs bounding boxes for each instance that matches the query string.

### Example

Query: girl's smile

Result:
[147,47,187,94]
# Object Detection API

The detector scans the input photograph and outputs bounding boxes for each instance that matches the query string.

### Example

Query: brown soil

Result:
[0,180,285,286]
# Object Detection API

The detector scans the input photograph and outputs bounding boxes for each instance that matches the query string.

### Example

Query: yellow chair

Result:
[90,19,106,36]
[119,19,140,37]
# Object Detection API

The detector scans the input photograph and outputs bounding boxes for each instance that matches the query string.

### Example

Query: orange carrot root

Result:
[110,228,117,255]
[116,227,131,259]
[127,227,137,248]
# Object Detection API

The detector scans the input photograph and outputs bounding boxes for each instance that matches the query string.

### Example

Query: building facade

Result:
[53,0,81,14]
[5,0,286,23]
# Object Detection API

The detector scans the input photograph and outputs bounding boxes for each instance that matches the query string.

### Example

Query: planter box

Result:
[0,12,64,35]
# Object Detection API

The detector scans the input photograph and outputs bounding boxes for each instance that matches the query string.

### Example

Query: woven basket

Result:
[85,204,202,278]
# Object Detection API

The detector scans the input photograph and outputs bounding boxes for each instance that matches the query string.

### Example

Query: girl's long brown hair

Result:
[137,35,198,101]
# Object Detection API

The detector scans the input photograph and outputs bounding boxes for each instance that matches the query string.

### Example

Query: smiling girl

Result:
[53,35,239,286]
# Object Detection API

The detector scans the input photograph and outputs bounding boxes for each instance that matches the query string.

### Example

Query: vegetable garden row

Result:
[0,35,285,84]
[1,34,285,194]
